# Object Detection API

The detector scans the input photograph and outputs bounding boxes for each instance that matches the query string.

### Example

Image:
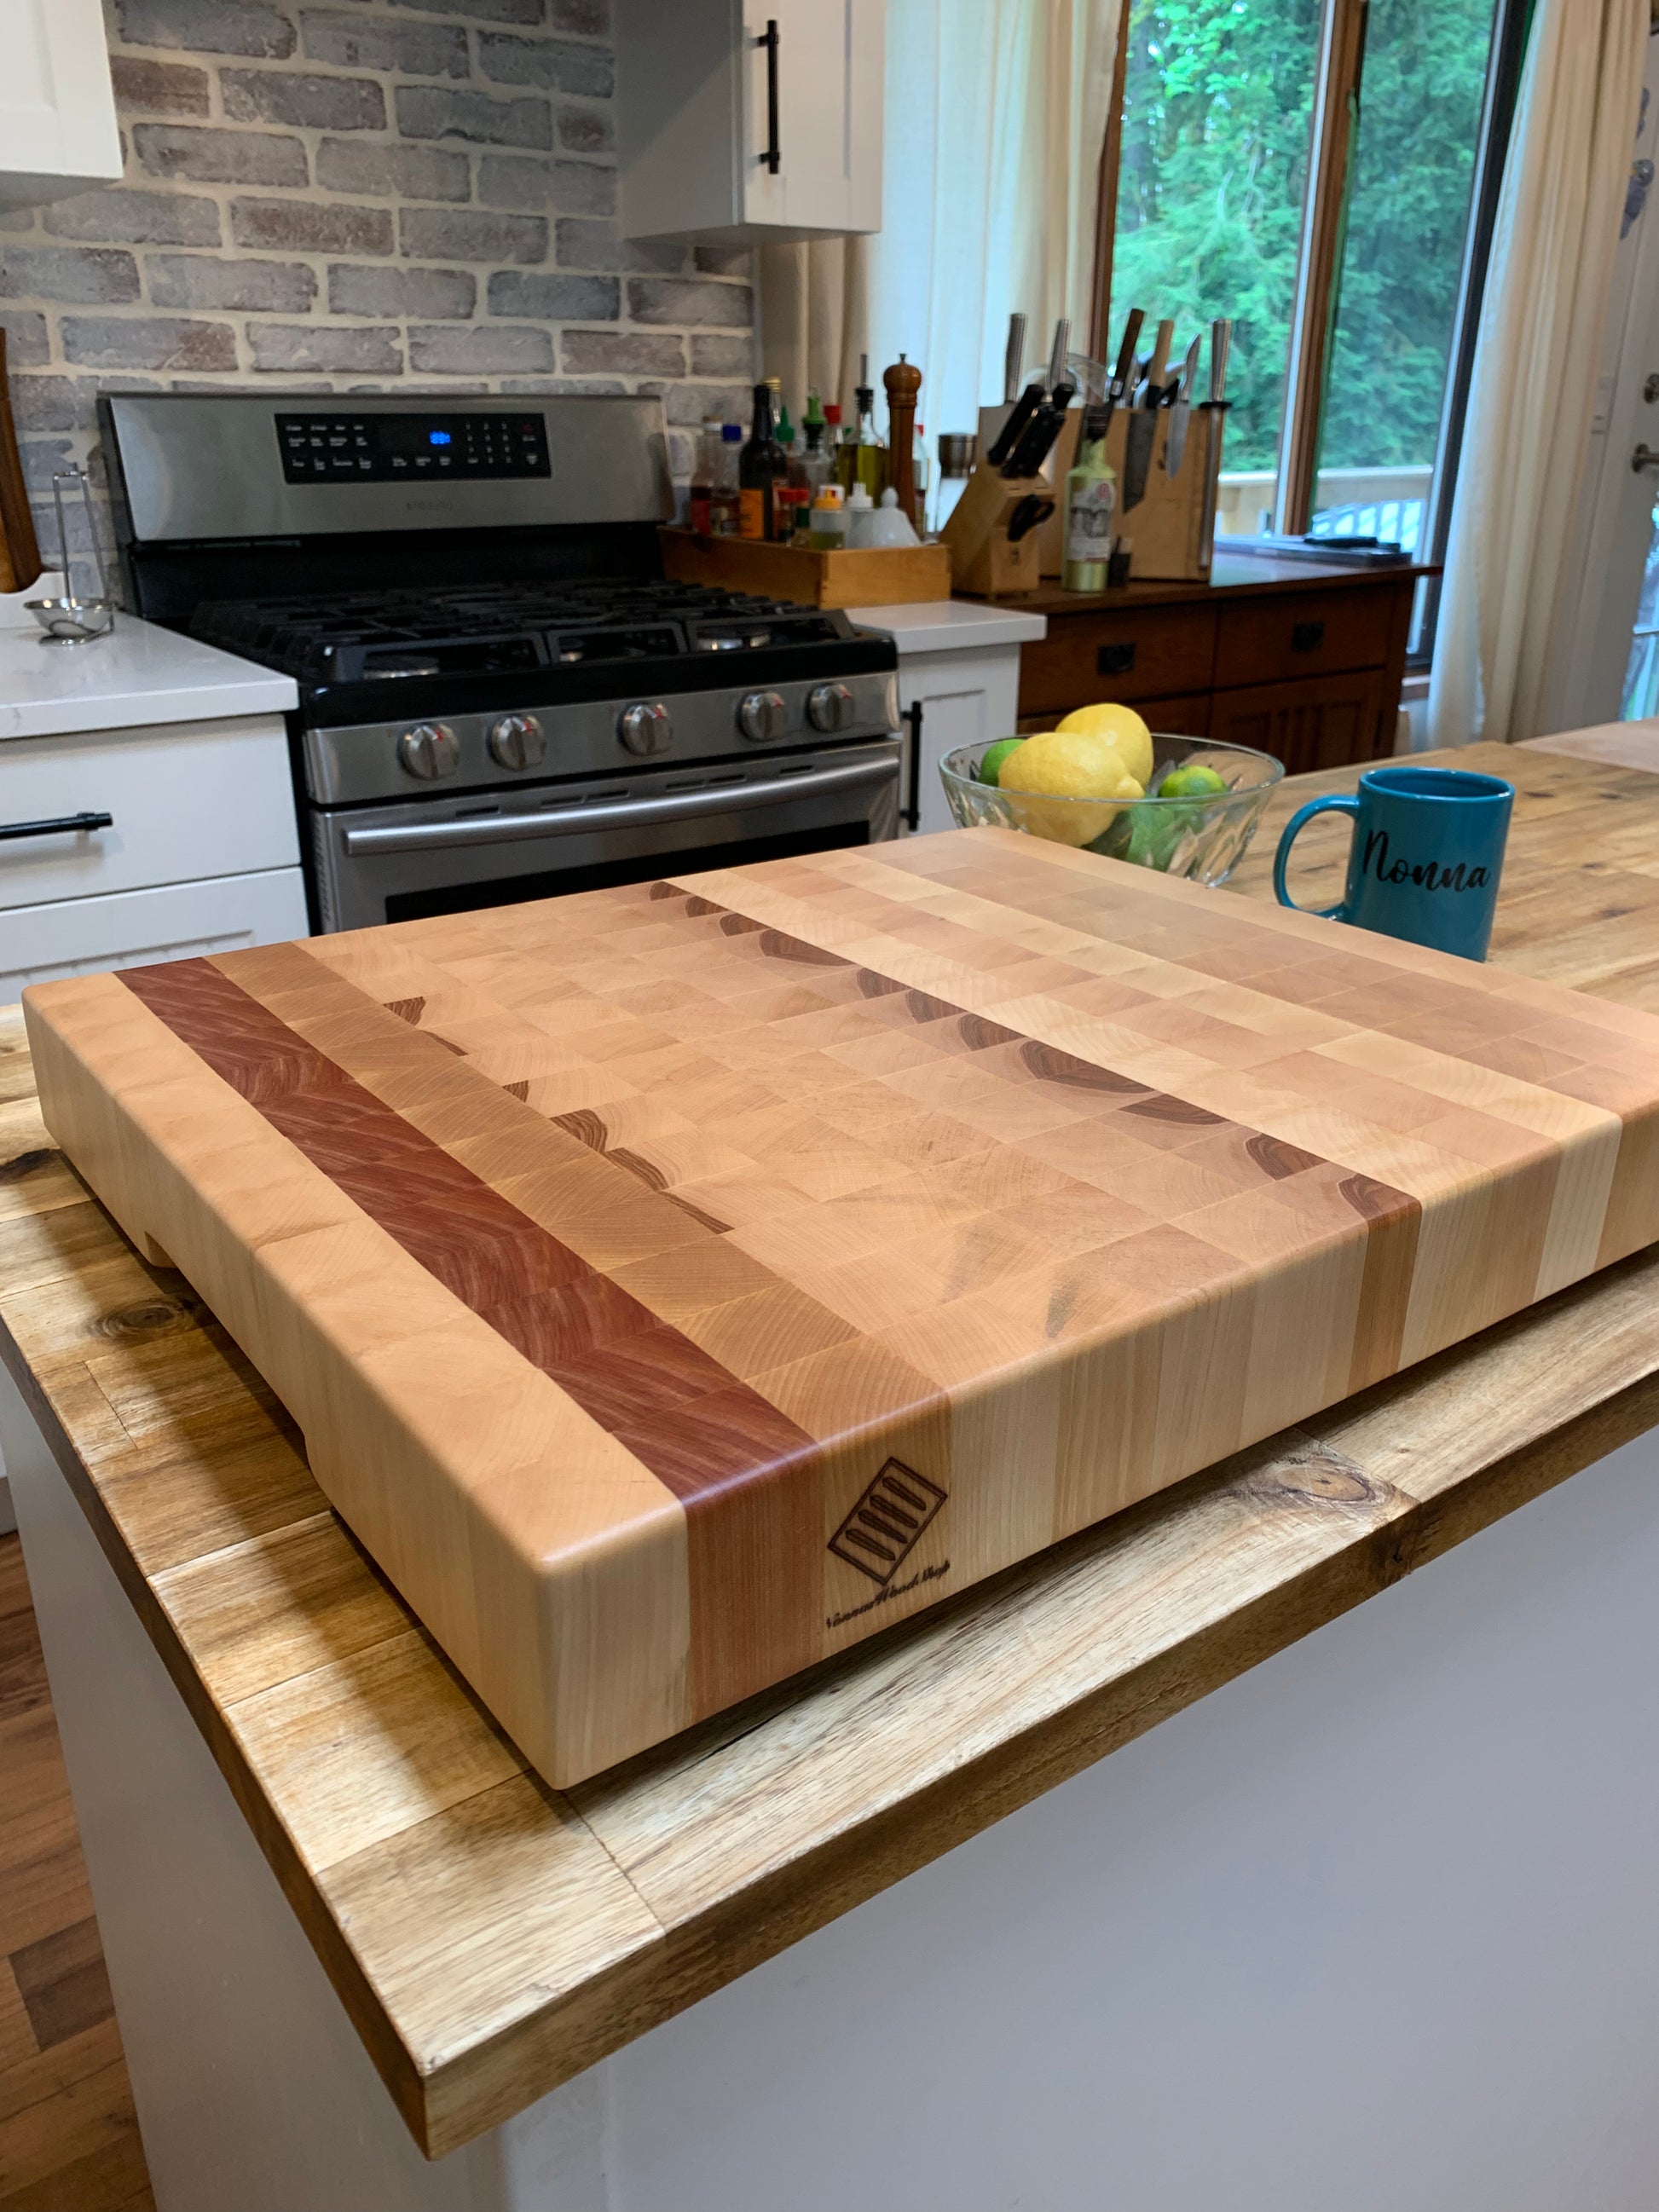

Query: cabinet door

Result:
[0,869,309,998]
[0,0,121,208]
[1210,668,1390,777]
[1017,604,1218,720]
[743,0,884,235]
[898,646,1021,836]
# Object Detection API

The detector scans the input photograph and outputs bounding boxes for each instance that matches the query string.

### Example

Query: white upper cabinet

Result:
[616,0,884,243]
[0,0,122,209]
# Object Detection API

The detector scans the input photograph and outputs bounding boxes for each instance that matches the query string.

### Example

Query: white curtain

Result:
[760,0,1120,442]
[1427,0,1649,748]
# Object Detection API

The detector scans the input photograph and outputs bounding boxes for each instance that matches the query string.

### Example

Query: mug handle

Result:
[1274,794,1359,920]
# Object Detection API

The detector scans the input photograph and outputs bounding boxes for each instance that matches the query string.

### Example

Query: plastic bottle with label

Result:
[688,416,724,534]
[708,422,743,536]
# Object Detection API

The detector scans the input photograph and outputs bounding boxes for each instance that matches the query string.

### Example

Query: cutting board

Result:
[25,828,1659,1785]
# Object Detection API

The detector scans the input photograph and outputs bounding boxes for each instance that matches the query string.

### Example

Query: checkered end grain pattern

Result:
[22,826,1659,1786]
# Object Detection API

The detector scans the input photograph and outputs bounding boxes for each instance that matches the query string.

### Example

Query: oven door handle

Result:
[339,755,900,857]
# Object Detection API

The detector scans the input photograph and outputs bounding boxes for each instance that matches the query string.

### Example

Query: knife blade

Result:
[1003,313,1027,406]
[1165,336,1202,477]
[1048,318,1071,399]
[987,380,1045,470]
[1208,317,1232,404]
[1123,321,1172,511]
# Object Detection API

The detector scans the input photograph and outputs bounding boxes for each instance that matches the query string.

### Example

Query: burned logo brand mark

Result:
[829,1458,946,1585]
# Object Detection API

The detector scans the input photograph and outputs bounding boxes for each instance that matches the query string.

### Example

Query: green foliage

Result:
[1107,0,1496,478]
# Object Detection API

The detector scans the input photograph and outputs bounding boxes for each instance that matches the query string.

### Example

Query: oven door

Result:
[308,738,904,932]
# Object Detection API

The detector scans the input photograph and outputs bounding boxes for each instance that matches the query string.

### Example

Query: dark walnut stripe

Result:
[658,878,1425,1379]
[119,956,825,1714]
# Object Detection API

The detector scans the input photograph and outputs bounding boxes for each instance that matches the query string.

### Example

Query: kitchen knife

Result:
[1006,494,1055,543]
[988,379,1045,469]
[1123,321,1173,511]
[1003,313,1027,406]
[1105,307,1146,424]
[1208,317,1232,404]
[1196,320,1234,571]
[1165,336,1202,478]
[1003,382,1076,477]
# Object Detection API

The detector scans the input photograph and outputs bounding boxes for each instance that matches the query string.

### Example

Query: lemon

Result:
[997,729,1143,846]
[1056,702,1153,788]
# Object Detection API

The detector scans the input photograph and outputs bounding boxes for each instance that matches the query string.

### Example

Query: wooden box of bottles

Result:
[657,528,952,610]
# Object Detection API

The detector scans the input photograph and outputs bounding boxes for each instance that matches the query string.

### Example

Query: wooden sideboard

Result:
[985,553,1431,774]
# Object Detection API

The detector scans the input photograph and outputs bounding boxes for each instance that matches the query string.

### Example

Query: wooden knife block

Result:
[941,464,1048,596]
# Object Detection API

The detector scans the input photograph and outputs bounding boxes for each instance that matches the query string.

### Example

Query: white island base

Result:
[4,1353,1658,2212]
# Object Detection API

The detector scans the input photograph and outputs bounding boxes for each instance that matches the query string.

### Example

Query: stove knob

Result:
[806,681,855,734]
[617,702,673,756]
[488,713,545,771]
[397,722,460,780]
[738,689,789,742]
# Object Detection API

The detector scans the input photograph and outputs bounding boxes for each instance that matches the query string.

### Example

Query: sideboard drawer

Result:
[1214,586,1396,689]
[1018,604,1218,717]
[0,714,298,913]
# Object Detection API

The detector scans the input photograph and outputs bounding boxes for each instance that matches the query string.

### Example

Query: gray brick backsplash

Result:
[299,12,471,78]
[61,316,238,371]
[0,247,141,306]
[690,332,756,379]
[399,207,548,263]
[628,277,751,329]
[476,32,614,96]
[109,57,211,114]
[408,323,554,373]
[330,263,477,318]
[0,312,50,368]
[477,153,615,216]
[150,255,319,312]
[114,0,297,59]
[10,0,754,549]
[249,322,405,373]
[396,86,552,150]
[315,139,471,203]
[487,269,616,320]
[134,124,310,188]
[561,329,684,378]
[43,188,222,245]
[234,199,396,254]
[220,69,389,134]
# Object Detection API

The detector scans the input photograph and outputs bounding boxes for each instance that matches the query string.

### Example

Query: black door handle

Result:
[0,811,113,842]
[1292,620,1325,652]
[760,20,781,174]
[901,700,922,830]
[1096,641,1136,676]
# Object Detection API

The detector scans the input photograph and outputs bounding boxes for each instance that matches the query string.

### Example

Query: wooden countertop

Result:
[968,549,1436,615]
[9,736,1659,2159]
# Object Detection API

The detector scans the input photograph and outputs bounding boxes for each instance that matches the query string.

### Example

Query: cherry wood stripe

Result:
[118,958,826,1708]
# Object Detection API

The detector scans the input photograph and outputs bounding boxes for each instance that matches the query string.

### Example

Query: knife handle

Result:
[1209,319,1232,405]
[1143,321,1174,406]
[987,381,1043,468]
[1048,318,1071,397]
[1110,307,1145,407]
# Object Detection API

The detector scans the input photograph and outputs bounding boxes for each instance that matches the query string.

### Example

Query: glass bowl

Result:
[938,733,1285,887]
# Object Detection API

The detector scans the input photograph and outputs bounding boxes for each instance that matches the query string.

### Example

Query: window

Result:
[1095,0,1523,610]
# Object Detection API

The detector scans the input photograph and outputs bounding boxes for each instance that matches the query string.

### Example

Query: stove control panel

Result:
[275,411,552,484]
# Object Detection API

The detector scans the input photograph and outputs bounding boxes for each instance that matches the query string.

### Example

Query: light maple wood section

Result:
[23,751,1659,1793]
[656,526,951,609]
[10,742,1659,2157]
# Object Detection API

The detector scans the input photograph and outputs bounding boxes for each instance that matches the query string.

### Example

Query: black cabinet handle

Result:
[1292,619,1325,653]
[1096,641,1136,676]
[0,811,113,843]
[901,699,922,830]
[760,20,781,175]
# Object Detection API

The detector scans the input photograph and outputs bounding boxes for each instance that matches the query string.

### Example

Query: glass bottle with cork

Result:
[738,383,789,540]
[836,355,887,500]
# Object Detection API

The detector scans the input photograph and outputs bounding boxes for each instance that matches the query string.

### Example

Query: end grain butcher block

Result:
[23,828,1659,1783]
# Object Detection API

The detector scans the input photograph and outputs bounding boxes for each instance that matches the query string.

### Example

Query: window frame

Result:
[1089,0,1529,632]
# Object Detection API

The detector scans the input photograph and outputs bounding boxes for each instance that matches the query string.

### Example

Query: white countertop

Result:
[852,599,1048,653]
[0,582,296,742]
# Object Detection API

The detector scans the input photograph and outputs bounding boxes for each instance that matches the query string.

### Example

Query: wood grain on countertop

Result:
[8,741,1659,2157]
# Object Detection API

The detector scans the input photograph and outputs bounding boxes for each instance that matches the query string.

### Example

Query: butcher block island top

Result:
[23,810,1659,1791]
[11,737,1659,2153]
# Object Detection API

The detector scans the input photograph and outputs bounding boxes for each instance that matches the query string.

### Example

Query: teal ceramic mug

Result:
[1273,764,1514,962]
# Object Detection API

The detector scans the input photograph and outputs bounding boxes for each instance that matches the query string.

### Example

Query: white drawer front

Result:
[1,868,308,999]
[0,714,298,909]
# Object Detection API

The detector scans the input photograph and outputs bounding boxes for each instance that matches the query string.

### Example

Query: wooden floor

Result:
[0,1533,153,2212]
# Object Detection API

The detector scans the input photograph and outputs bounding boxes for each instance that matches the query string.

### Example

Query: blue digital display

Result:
[429,430,452,447]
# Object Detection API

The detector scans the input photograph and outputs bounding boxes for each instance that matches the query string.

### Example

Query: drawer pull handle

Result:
[1096,642,1136,675]
[0,811,113,844]
[1292,620,1325,653]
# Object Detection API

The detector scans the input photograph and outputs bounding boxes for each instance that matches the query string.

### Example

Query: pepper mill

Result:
[883,354,922,529]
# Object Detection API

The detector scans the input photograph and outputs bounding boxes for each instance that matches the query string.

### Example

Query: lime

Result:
[1154,762,1228,800]
[978,738,1025,786]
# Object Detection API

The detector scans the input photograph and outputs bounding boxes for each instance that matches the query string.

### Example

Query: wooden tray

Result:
[658,525,951,608]
[25,829,1659,1786]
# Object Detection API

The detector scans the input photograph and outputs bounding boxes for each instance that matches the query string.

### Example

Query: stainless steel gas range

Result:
[99,391,902,933]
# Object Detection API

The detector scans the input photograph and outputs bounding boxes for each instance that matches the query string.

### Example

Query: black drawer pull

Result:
[1096,641,1136,676]
[759,19,781,174]
[1292,620,1325,653]
[0,811,113,843]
